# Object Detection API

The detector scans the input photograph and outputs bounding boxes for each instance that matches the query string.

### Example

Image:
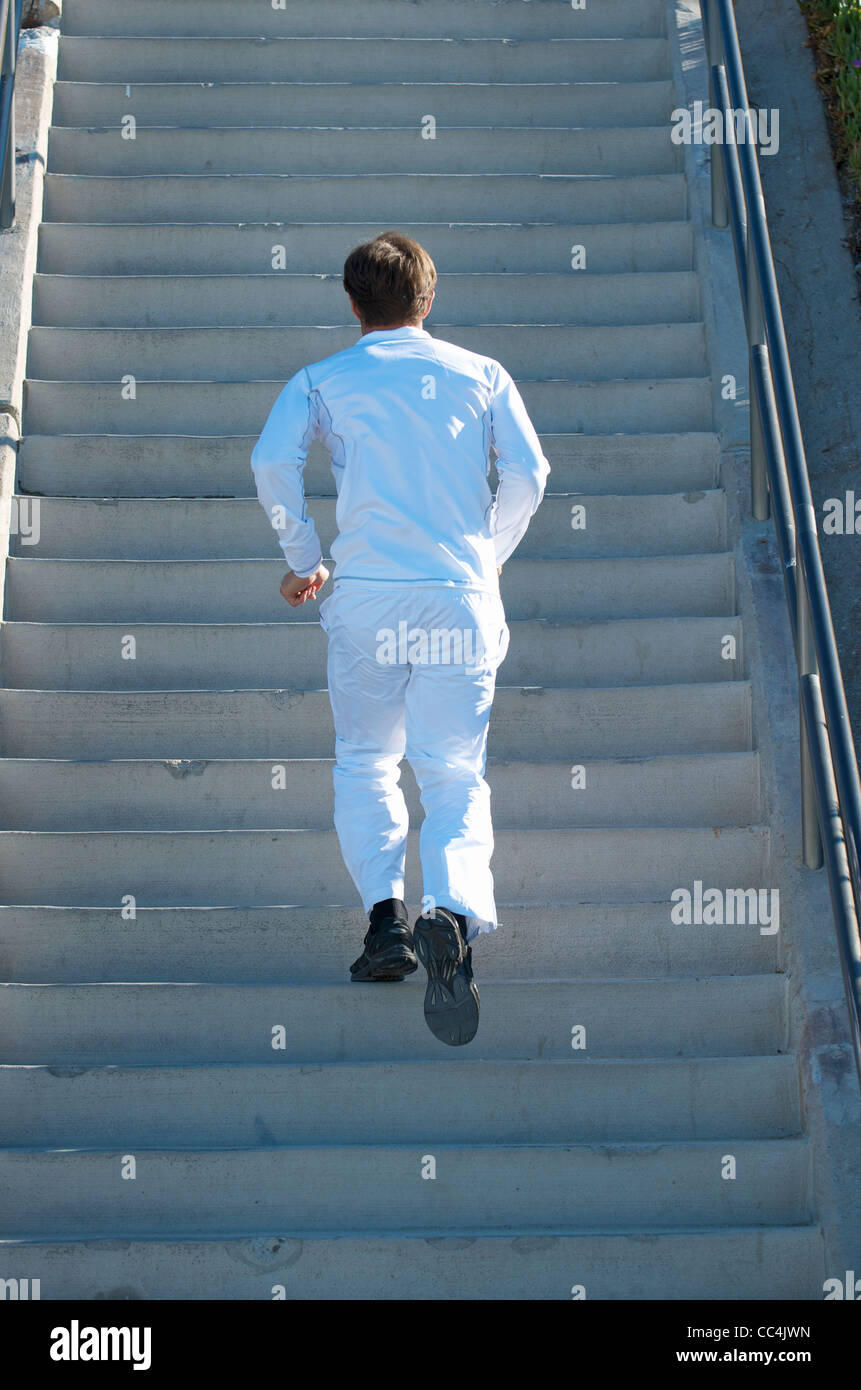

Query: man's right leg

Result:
[321,589,416,981]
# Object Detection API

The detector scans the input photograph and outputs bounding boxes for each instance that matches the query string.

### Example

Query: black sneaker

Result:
[413,907,480,1046]
[350,899,418,983]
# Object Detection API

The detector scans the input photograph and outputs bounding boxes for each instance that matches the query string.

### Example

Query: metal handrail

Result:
[701,0,861,1086]
[0,0,22,230]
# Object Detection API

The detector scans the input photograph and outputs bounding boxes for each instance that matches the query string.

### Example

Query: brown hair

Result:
[343,231,437,329]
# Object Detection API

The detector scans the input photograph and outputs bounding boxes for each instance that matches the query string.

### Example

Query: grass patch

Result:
[799,0,861,201]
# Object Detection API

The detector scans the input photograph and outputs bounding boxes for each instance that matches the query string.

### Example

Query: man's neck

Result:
[360,321,423,336]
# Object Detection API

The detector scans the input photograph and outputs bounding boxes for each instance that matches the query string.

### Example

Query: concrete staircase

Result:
[0,0,824,1298]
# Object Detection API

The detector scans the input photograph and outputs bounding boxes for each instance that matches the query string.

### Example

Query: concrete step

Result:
[31,274,701,331]
[23,376,713,437]
[51,81,676,131]
[17,431,719,497]
[61,0,669,41]
[0,825,771,907]
[0,1140,811,1239]
[0,751,761,831]
[0,682,754,759]
[0,901,781,984]
[0,1056,799,1146]
[5,554,735,623]
[47,126,682,179]
[27,322,708,380]
[0,615,743,691]
[0,976,785,1062]
[56,38,672,86]
[0,1227,825,1301]
[36,220,695,277]
[43,172,688,225]
[8,492,726,561]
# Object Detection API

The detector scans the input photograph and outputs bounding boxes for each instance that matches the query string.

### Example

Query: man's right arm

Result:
[250,368,325,580]
[486,364,550,567]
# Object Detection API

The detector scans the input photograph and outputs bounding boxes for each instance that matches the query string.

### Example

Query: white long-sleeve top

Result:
[250,324,550,592]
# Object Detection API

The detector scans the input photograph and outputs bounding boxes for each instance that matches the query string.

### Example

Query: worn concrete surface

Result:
[0,25,57,421]
[22,1,62,27]
[0,26,55,633]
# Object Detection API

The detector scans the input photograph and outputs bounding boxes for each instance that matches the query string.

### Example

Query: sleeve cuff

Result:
[281,545,324,577]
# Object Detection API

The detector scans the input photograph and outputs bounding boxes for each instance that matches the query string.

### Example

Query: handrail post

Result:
[744,152,770,521]
[706,0,729,228]
[712,63,749,310]
[749,355,770,522]
[751,344,796,621]
[802,674,861,1080]
[798,559,824,869]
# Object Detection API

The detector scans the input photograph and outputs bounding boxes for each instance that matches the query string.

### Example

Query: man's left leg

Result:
[321,588,417,982]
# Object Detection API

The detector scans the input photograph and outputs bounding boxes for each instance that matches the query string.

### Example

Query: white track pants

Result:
[319,585,510,942]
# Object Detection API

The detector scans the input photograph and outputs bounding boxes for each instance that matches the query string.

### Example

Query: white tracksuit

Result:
[251,324,549,939]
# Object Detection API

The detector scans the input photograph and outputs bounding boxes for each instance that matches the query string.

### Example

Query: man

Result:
[251,232,549,1045]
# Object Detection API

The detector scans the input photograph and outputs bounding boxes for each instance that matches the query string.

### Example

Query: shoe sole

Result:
[350,945,418,983]
[413,917,480,1046]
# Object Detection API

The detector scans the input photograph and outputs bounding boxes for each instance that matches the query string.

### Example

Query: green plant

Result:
[800,0,861,193]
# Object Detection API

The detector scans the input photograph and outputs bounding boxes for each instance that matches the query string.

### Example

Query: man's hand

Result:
[280,564,330,607]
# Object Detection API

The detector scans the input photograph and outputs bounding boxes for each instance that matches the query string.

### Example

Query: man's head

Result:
[343,231,436,332]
